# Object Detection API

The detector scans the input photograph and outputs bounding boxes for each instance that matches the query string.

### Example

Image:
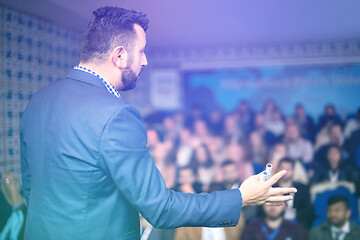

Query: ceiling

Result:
[2,0,360,50]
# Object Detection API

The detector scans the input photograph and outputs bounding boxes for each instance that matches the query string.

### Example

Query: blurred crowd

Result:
[141,100,360,240]
[1,100,360,240]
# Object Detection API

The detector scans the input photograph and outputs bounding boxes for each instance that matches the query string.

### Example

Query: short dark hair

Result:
[221,159,237,168]
[328,195,349,209]
[80,6,149,63]
[278,157,295,169]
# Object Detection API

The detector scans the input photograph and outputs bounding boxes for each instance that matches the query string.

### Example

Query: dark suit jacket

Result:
[309,220,360,240]
[20,69,242,240]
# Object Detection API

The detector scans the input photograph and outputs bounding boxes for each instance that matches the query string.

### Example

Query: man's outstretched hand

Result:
[239,170,297,206]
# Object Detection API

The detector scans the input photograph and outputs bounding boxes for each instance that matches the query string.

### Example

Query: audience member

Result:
[264,109,286,139]
[176,128,195,167]
[223,113,244,145]
[236,100,255,138]
[277,158,314,230]
[294,103,316,143]
[172,167,202,194]
[253,113,277,147]
[311,145,360,196]
[192,144,214,168]
[245,131,268,165]
[197,161,217,193]
[343,108,360,140]
[241,202,308,240]
[262,99,278,125]
[343,108,360,168]
[162,116,178,143]
[224,144,260,182]
[208,109,225,136]
[221,160,241,189]
[314,124,345,167]
[309,195,360,240]
[283,123,314,164]
[318,104,343,131]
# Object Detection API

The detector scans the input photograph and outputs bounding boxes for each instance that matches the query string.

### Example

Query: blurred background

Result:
[0,0,360,239]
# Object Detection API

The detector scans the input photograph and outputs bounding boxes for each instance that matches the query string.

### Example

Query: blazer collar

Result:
[66,68,106,89]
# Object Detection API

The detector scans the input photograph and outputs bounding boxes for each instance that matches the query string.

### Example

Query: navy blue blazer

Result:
[20,69,242,239]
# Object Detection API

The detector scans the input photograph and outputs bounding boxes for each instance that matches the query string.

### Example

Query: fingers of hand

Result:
[266,195,293,202]
[264,202,283,206]
[268,170,286,185]
[269,187,297,196]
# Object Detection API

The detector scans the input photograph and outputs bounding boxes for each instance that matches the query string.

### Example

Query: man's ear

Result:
[111,46,128,68]
[346,209,351,219]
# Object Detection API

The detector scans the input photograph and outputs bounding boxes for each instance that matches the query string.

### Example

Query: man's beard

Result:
[121,55,141,91]
[121,67,139,91]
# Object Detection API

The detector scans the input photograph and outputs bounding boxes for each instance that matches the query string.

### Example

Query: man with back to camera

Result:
[20,6,296,239]
[309,195,360,240]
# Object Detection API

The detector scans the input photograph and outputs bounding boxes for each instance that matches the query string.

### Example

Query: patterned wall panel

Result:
[0,6,82,179]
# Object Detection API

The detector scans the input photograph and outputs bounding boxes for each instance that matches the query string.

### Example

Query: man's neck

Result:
[265,217,283,230]
[279,179,293,188]
[78,61,122,90]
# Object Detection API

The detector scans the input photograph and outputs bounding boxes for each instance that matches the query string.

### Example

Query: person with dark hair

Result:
[309,195,360,240]
[314,124,345,168]
[221,160,241,190]
[311,145,360,196]
[197,161,216,193]
[343,108,360,140]
[236,100,255,138]
[283,123,314,164]
[241,202,308,240]
[20,6,296,240]
[294,103,316,143]
[318,104,343,131]
[344,108,360,168]
[173,166,203,194]
[277,157,314,230]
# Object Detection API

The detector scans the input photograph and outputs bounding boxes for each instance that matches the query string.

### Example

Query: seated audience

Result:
[309,195,360,240]
[241,202,308,240]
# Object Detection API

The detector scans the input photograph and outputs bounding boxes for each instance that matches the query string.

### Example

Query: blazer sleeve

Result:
[98,105,242,229]
[20,131,31,205]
